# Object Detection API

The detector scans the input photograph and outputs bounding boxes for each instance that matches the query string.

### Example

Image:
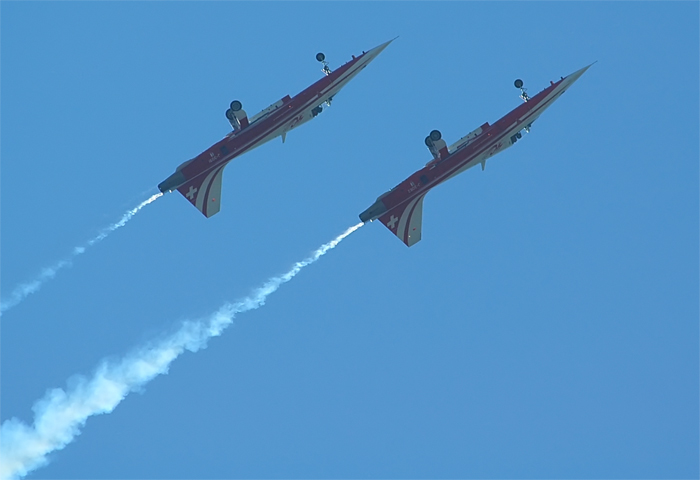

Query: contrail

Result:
[0,193,163,315]
[0,222,363,480]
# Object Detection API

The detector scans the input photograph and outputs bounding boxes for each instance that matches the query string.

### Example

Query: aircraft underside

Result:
[360,64,592,247]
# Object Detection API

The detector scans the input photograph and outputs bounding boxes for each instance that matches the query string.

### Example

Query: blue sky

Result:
[1,2,698,479]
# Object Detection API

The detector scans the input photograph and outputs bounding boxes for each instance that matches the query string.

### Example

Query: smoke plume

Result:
[0,222,363,480]
[0,193,163,314]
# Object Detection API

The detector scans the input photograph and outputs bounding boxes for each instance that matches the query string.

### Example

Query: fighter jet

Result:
[359,64,593,247]
[159,39,393,217]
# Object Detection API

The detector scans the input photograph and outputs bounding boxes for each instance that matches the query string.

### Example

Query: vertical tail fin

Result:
[378,194,426,247]
[176,166,225,218]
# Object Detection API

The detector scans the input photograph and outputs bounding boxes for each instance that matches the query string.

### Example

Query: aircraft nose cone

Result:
[362,37,397,62]
[564,62,595,85]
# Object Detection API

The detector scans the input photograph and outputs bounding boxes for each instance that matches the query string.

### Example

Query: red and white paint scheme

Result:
[159,39,394,217]
[359,64,593,247]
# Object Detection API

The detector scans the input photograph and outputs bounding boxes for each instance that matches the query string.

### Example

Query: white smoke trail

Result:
[0,222,363,480]
[0,193,163,315]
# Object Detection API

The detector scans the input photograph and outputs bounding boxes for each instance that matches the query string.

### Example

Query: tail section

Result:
[176,166,225,218]
[378,194,426,247]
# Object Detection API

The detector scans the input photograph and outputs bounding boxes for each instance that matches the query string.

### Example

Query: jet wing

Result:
[378,193,426,247]
[176,166,225,218]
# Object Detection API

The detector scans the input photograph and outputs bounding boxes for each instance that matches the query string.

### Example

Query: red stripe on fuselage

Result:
[177,52,370,188]
[381,77,567,215]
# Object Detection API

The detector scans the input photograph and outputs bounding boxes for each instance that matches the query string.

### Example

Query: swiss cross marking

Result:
[387,215,398,229]
[186,186,198,200]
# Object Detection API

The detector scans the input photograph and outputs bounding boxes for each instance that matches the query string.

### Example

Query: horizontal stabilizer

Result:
[378,194,426,247]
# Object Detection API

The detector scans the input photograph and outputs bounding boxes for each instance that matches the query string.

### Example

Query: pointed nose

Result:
[564,62,595,86]
[361,37,397,63]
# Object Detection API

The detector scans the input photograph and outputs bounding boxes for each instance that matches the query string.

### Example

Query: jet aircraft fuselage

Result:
[360,64,592,247]
[159,40,393,217]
